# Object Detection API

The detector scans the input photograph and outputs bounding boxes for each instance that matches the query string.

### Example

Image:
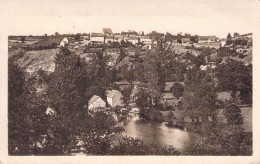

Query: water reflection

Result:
[120,113,202,153]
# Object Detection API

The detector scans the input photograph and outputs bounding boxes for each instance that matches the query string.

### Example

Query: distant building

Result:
[127,37,139,45]
[232,33,252,40]
[162,93,179,106]
[198,36,217,43]
[217,91,232,102]
[114,35,124,43]
[107,90,124,107]
[82,34,90,40]
[132,81,141,89]
[194,42,220,49]
[46,107,55,115]
[114,80,131,90]
[139,36,152,49]
[139,36,152,44]
[103,28,113,35]
[181,38,191,44]
[219,38,227,47]
[90,33,105,44]
[59,37,69,47]
[88,95,106,111]
[105,35,114,43]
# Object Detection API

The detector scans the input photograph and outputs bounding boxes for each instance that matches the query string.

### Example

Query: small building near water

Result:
[88,95,106,111]
[106,90,124,107]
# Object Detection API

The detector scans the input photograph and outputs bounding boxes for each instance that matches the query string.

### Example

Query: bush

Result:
[223,104,243,125]
[109,137,180,155]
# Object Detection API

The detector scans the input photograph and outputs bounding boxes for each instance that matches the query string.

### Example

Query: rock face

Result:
[16,49,58,73]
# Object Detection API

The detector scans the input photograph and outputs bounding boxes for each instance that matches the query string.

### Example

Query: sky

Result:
[0,0,260,38]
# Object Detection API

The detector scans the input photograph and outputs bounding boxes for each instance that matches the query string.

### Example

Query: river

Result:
[119,113,204,154]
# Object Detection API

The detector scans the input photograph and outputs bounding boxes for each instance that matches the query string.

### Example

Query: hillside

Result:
[16,49,58,73]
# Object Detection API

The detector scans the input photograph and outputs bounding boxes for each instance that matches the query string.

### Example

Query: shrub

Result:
[223,104,243,125]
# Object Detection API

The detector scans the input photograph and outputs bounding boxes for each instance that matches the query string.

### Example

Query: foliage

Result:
[183,67,218,133]
[170,82,184,99]
[223,104,243,125]
[47,47,88,111]
[109,137,180,155]
[121,86,133,106]
[85,49,110,100]
[74,33,81,41]
[9,60,48,155]
[21,36,26,43]
[216,59,252,103]
[134,86,153,119]
[166,111,176,126]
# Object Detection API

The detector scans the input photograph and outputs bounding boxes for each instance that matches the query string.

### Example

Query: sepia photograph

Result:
[1,0,260,163]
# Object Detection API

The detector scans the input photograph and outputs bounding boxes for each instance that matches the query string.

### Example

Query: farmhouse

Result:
[88,95,106,111]
[114,35,125,43]
[90,33,105,44]
[198,36,217,43]
[106,90,124,107]
[127,37,139,45]
[139,36,152,49]
[105,35,114,43]
[181,38,191,44]
[59,37,69,47]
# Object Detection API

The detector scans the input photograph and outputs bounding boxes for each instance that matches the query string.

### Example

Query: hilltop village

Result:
[8,29,252,155]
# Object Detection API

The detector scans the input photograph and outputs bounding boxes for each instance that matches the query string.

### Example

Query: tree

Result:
[227,33,232,40]
[193,54,206,66]
[21,36,26,43]
[109,137,180,155]
[55,32,60,36]
[121,86,133,106]
[234,32,240,37]
[166,111,176,126]
[85,49,110,101]
[47,47,88,112]
[75,33,81,41]
[9,59,48,155]
[165,32,174,42]
[223,104,243,125]
[183,67,218,132]
[134,86,153,119]
[170,82,184,99]
[216,59,252,103]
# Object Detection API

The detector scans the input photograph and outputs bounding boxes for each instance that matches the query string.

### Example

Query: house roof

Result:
[181,38,191,42]
[128,37,138,40]
[132,81,141,85]
[107,90,121,98]
[91,33,105,37]
[198,36,217,41]
[103,28,113,35]
[105,35,114,39]
[219,38,227,41]
[115,80,131,85]
[139,36,150,39]
[114,35,124,39]
[165,82,175,91]
[163,93,177,99]
[89,95,103,104]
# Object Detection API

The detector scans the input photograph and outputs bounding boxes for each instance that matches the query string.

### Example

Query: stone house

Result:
[88,95,106,111]
[106,90,124,107]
